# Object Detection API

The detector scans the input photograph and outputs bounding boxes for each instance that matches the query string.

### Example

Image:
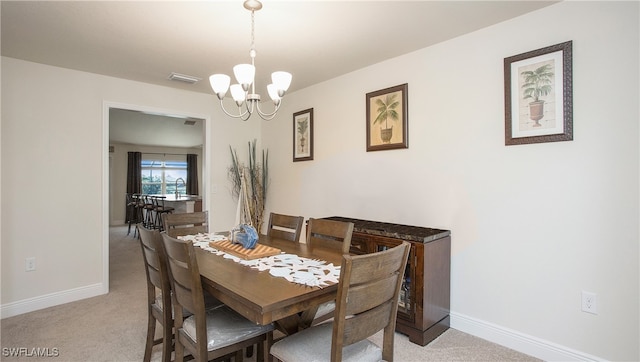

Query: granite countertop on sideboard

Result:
[324,216,450,243]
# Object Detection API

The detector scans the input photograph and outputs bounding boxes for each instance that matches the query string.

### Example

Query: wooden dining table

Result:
[194,233,343,334]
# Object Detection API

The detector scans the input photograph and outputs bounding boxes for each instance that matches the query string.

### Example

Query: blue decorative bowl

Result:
[233,224,258,249]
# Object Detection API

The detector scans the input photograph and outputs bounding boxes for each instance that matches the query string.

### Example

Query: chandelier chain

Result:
[250,10,256,58]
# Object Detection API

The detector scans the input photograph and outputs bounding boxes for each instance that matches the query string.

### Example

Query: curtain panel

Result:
[125,152,142,222]
[187,154,199,195]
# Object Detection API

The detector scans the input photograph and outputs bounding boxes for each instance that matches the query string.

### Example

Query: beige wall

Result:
[261,2,638,361]
[1,57,260,315]
[1,1,638,361]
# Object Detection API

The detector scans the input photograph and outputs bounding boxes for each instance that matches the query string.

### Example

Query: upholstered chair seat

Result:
[182,304,274,352]
[270,323,381,362]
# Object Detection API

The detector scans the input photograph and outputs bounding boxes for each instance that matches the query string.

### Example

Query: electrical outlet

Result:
[25,257,36,272]
[581,291,597,314]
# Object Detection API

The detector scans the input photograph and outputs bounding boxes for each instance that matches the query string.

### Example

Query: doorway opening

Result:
[103,102,210,292]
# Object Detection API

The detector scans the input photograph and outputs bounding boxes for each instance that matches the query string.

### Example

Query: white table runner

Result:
[179,233,340,288]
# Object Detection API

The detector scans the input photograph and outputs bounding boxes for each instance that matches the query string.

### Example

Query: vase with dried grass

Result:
[228,139,269,232]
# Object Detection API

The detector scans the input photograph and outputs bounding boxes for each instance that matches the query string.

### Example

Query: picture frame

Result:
[293,108,313,161]
[366,83,408,151]
[504,41,573,145]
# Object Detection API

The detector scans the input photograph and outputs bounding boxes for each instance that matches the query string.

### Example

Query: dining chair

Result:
[301,218,355,326]
[306,218,354,254]
[270,241,411,362]
[161,233,274,362]
[137,224,174,362]
[267,212,304,242]
[162,211,208,238]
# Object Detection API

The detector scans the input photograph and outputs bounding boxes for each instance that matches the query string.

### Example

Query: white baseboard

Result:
[1,283,106,319]
[450,312,604,361]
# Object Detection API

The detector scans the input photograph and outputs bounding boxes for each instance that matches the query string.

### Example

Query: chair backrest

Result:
[162,211,209,237]
[143,194,155,207]
[152,195,165,208]
[126,193,135,206]
[267,212,304,242]
[137,224,172,313]
[132,194,145,210]
[332,241,410,362]
[161,233,209,358]
[306,218,354,254]
[126,193,137,223]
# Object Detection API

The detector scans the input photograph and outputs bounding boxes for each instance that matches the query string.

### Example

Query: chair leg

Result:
[257,341,263,362]
[174,335,184,362]
[136,207,144,236]
[147,208,155,229]
[161,325,172,362]
[156,211,167,232]
[143,312,156,362]
[259,332,273,362]
[161,306,173,362]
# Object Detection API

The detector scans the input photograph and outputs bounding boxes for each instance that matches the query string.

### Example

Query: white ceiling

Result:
[2,0,557,147]
[109,108,205,148]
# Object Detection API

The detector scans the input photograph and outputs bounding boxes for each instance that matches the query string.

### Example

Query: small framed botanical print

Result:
[293,108,313,161]
[366,83,408,151]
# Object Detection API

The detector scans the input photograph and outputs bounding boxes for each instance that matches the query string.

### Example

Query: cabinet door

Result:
[366,235,415,323]
[350,233,370,254]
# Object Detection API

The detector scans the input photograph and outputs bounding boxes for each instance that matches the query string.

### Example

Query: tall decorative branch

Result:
[228,139,269,231]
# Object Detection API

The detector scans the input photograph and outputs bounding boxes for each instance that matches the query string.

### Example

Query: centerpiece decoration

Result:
[231,222,259,249]
[229,139,268,248]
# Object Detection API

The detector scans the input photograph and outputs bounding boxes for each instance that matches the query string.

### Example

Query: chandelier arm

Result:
[256,112,277,121]
[254,101,282,121]
[244,98,257,116]
[218,99,251,121]
[257,102,282,119]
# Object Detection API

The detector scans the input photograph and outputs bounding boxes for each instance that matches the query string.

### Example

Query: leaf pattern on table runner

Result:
[179,233,340,287]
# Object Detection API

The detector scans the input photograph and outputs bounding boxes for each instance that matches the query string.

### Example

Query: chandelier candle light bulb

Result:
[209,0,292,121]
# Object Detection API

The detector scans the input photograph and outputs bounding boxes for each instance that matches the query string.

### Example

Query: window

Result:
[141,156,187,195]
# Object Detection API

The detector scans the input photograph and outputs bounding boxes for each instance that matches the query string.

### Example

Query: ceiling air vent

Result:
[184,119,197,126]
[168,72,201,84]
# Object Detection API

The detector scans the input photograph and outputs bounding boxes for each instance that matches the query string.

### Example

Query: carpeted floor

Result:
[0,226,540,361]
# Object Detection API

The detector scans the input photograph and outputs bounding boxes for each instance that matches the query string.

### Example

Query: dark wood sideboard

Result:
[321,216,451,346]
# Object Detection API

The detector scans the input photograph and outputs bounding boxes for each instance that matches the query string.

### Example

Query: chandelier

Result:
[209,0,292,121]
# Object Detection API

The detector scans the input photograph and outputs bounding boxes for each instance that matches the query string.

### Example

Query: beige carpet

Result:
[0,226,540,361]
